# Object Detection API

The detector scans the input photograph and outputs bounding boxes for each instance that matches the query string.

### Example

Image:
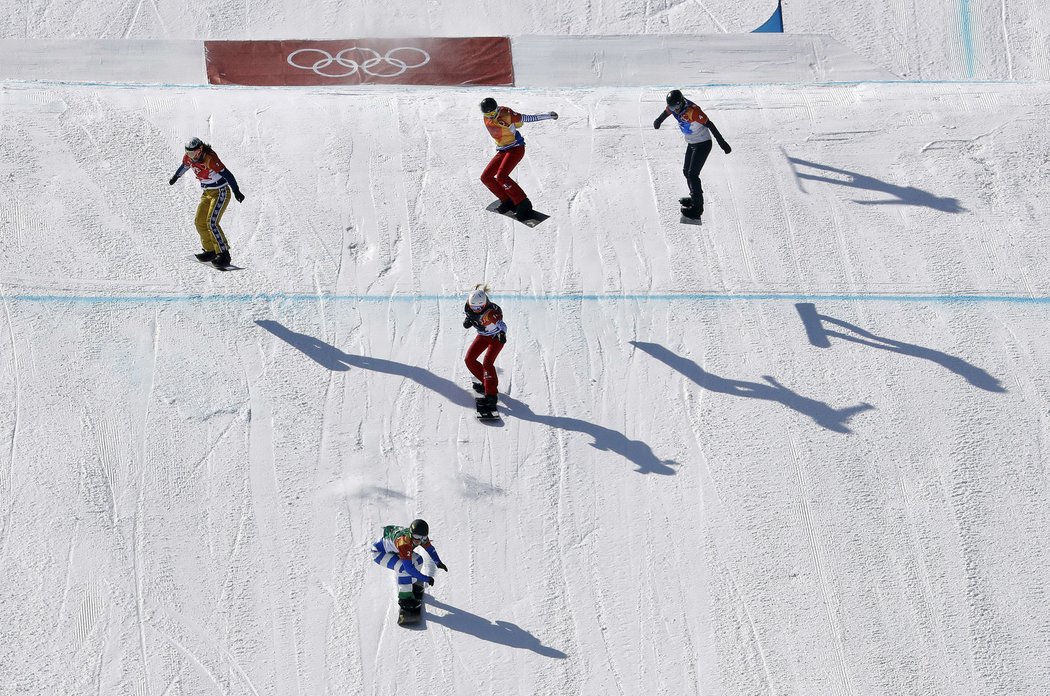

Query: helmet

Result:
[468,288,489,312]
[479,97,498,114]
[409,519,429,539]
[184,137,204,151]
[666,89,685,112]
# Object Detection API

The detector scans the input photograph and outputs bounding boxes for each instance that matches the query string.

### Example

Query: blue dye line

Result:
[960,0,976,79]
[6,292,1050,306]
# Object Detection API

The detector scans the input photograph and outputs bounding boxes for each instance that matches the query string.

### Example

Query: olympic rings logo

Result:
[286,47,431,78]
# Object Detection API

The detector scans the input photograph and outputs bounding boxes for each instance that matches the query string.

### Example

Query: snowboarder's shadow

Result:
[795,303,1005,392]
[630,341,874,434]
[255,320,674,474]
[254,320,475,407]
[787,155,965,213]
[499,395,677,475]
[424,597,567,659]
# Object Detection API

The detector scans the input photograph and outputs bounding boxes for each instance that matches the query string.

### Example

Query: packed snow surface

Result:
[2,1,1050,695]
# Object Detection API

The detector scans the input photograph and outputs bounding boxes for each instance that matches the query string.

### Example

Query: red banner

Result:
[206,38,514,86]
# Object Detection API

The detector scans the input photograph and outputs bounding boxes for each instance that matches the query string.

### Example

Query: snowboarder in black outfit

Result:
[653,90,732,220]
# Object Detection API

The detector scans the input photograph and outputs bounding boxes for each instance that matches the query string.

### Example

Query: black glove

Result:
[168,176,178,185]
[720,142,732,154]
[653,118,661,130]
[425,575,435,586]
[549,111,559,120]
[234,192,245,203]
[463,317,473,329]
[437,562,448,572]
[497,331,506,344]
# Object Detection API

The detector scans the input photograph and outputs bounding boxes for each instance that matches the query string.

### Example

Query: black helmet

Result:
[409,518,429,538]
[479,97,498,114]
[666,89,685,112]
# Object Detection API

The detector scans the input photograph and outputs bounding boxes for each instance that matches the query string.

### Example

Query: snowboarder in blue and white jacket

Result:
[371,519,447,612]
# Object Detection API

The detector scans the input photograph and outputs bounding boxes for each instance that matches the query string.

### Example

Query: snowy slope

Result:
[2,2,1050,696]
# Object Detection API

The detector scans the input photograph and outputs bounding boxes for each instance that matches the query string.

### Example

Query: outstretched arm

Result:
[521,112,558,123]
[653,109,671,129]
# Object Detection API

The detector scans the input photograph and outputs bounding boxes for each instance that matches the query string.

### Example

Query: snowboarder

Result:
[371,519,447,624]
[168,137,245,268]
[479,97,558,221]
[463,285,507,417]
[653,89,732,220]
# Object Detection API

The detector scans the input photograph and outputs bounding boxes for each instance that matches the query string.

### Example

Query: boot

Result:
[195,249,217,262]
[399,596,421,611]
[477,394,498,410]
[211,251,232,268]
[472,382,485,394]
[680,205,702,220]
[679,196,693,207]
[495,199,515,214]
[514,198,533,221]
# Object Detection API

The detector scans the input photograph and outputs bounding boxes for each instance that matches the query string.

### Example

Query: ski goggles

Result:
[412,534,428,543]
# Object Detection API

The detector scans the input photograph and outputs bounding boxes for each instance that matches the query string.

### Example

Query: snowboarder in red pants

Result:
[463,285,507,414]
[479,97,558,221]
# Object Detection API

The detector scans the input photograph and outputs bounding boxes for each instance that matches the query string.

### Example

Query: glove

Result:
[168,176,178,185]
[463,317,473,329]
[497,331,506,344]
[549,111,559,120]
[234,192,245,203]
[437,562,448,572]
[425,575,435,586]
[720,142,732,154]
[653,118,661,130]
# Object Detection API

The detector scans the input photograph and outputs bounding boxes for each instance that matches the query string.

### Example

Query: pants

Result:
[372,546,424,598]
[194,187,231,254]
[480,146,527,204]
[683,140,713,211]
[465,334,505,396]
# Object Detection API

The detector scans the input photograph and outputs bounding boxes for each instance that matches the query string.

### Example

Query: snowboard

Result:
[679,198,702,225]
[475,399,501,421]
[191,255,244,271]
[485,200,549,228]
[397,584,426,627]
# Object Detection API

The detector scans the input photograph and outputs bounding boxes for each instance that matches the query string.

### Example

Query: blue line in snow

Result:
[6,292,1050,305]
[960,0,976,79]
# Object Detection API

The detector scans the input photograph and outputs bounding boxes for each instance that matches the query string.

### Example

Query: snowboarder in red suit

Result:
[463,284,507,411]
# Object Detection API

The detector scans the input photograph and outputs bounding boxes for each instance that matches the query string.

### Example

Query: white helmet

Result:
[468,288,489,312]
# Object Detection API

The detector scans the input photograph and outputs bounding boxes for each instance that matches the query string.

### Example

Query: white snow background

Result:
[2,1,1050,695]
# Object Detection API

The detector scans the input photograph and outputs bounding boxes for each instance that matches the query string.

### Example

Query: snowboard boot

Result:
[472,382,485,394]
[477,394,498,410]
[514,198,533,221]
[679,196,693,207]
[195,249,218,262]
[399,595,422,611]
[211,251,232,268]
[495,199,515,214]
[680,205,703,220]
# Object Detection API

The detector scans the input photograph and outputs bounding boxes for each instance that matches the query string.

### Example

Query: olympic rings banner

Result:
[205,38,514,86]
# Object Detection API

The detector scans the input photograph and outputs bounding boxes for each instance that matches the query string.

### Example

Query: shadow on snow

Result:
[787,155,966,213]
[630,341,874,434]
[255,320,675,474]
[424,597,567,659]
